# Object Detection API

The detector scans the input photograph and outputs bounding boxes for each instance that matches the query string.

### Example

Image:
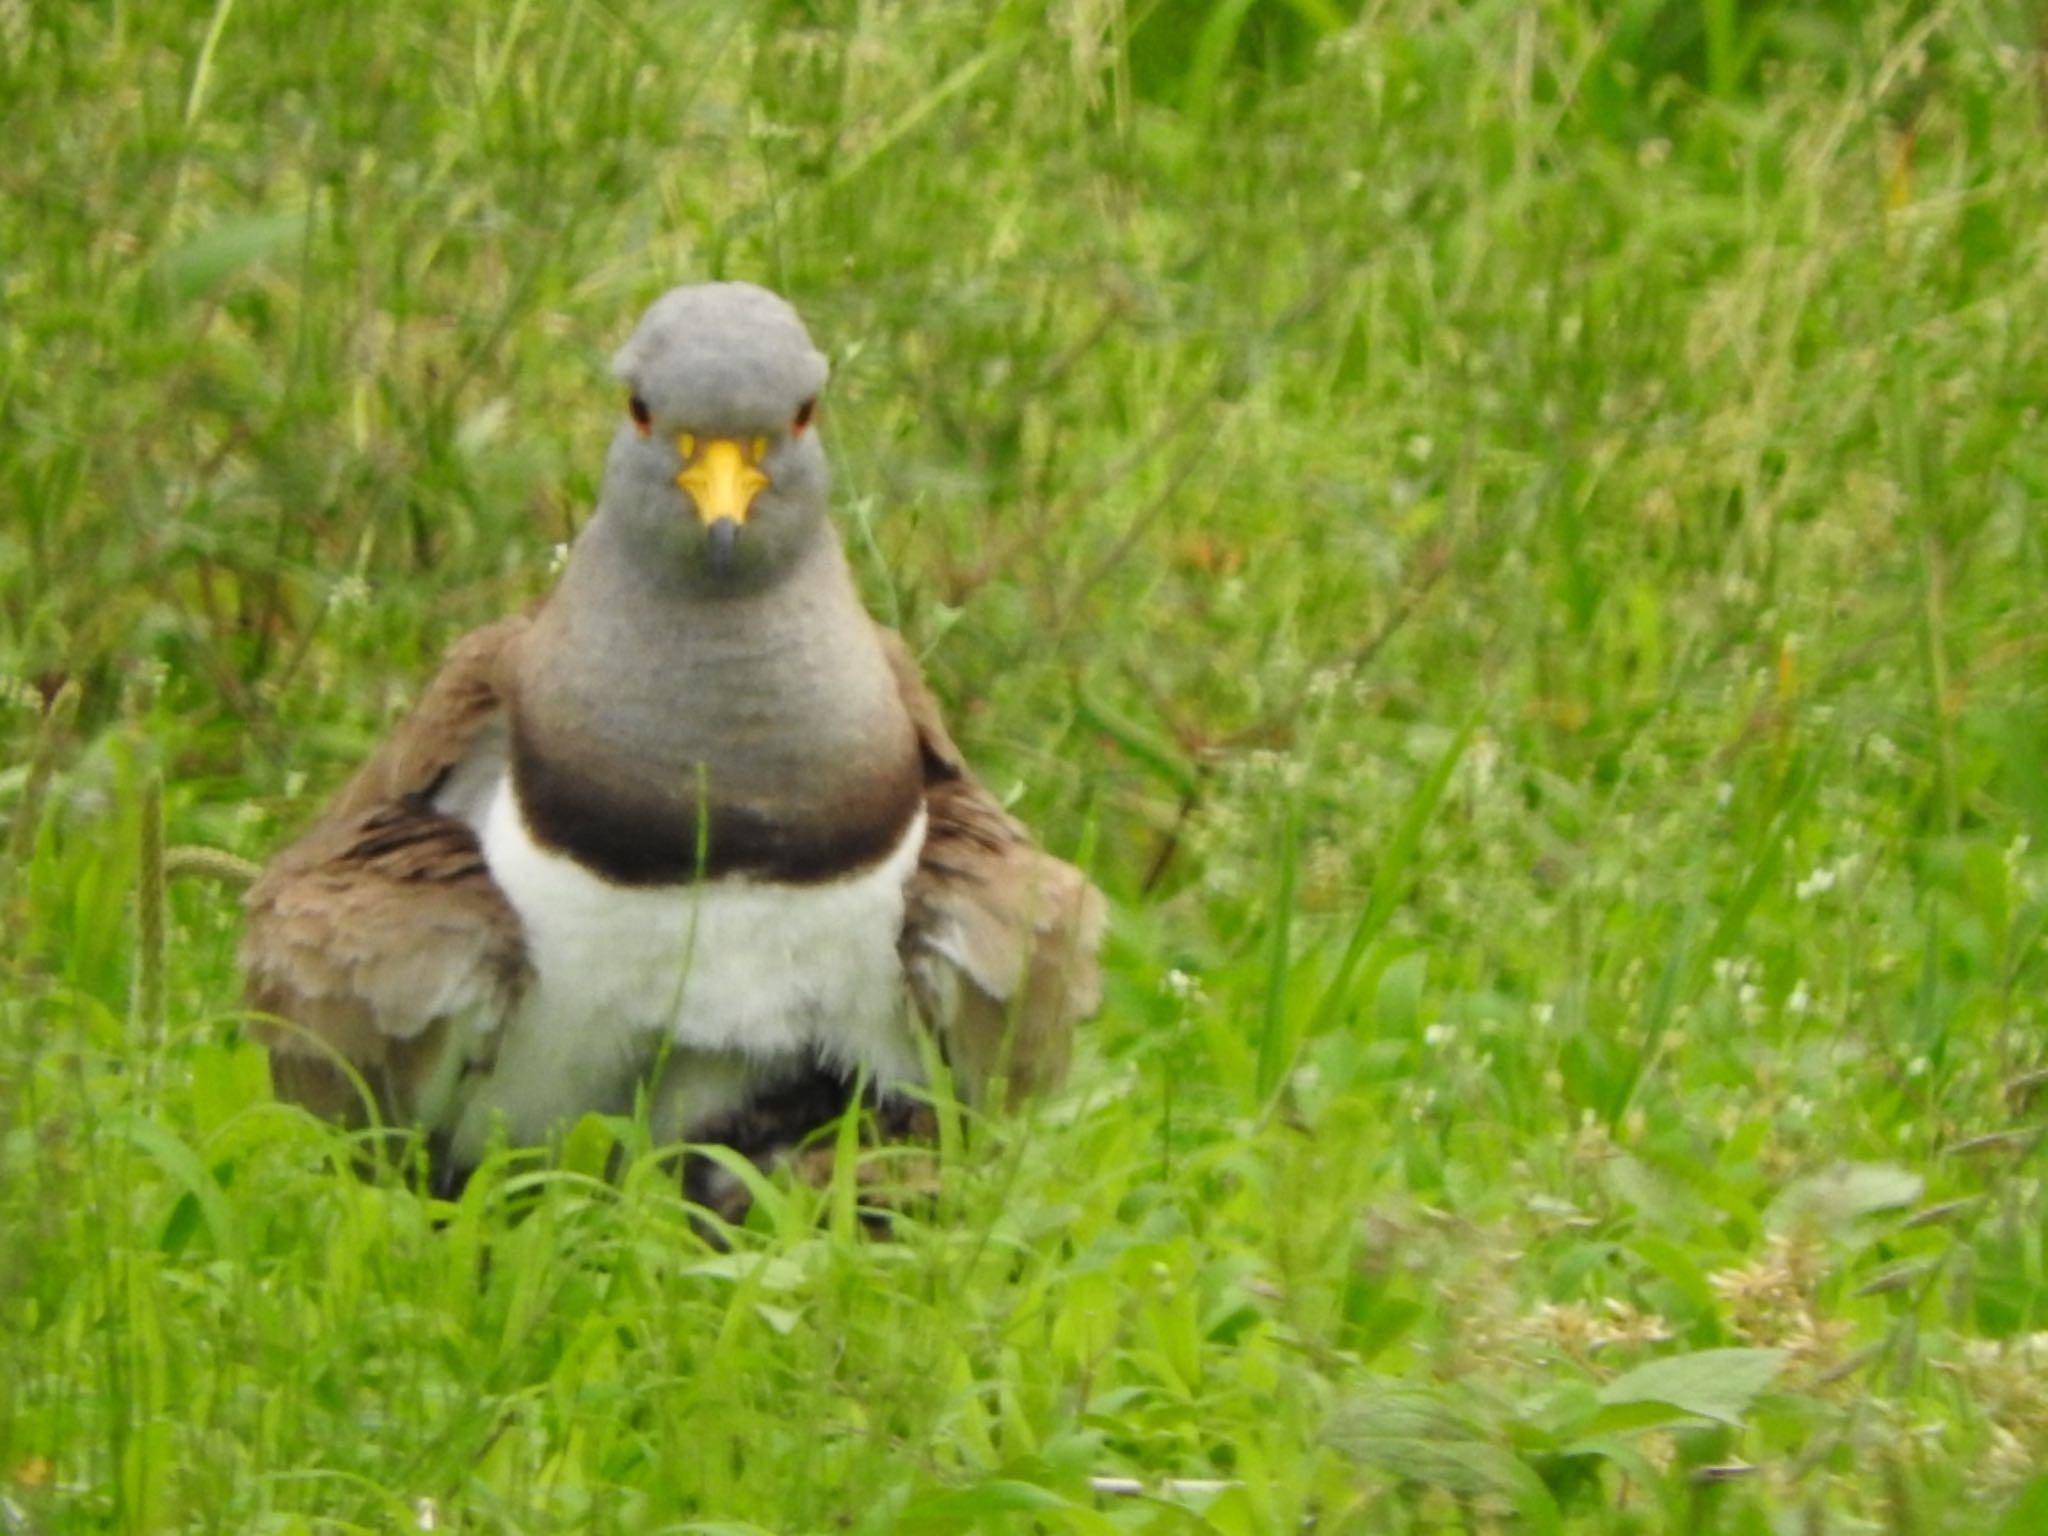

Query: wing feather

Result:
[240,615,533,1128]
[880,627,1106,1104]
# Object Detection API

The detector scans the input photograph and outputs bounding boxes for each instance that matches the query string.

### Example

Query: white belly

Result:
[446,772,926,1163]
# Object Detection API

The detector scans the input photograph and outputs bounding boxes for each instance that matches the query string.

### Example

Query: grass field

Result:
[5,0,2048,1530]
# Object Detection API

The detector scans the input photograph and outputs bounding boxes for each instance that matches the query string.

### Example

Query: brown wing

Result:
[880,627,1107,1105]
[240,615,534,1130]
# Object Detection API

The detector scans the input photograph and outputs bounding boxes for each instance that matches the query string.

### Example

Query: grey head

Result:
[598,282,832,595]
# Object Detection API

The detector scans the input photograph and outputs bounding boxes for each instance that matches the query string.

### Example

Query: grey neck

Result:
[508,515,922,885]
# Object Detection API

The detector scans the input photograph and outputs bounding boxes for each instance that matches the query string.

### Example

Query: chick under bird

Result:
[241,282,1104,1193]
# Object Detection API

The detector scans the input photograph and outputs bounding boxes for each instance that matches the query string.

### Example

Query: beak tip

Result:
[707,518,740,576]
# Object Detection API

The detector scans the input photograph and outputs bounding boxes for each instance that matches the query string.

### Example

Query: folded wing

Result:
[240,617,533,1130]
[880,628,1107,1104]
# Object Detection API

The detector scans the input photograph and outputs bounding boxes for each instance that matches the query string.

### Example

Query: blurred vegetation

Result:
[4,0,2047,1530]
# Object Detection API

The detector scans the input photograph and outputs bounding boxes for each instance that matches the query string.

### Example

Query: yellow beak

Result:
[675,436,770,528]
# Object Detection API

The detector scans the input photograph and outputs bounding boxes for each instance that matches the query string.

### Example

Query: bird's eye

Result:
[629,395,652,434]
[791,397,816,435]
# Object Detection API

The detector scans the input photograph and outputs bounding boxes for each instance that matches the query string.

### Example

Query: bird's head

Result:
[599,282,832,593]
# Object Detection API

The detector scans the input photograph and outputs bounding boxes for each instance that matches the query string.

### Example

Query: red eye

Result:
[791,397,816,435]
[629,395,652,435]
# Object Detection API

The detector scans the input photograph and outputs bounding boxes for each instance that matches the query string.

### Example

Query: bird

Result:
[240,281,1105,1196]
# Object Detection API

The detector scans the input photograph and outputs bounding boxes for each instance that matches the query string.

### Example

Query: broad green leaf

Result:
[118,1112,245,1262]
[559,1111,621,1179]
[1328,1389,1561,1534]
[1596,1348,1786,1427]
[896,1479,1113,1535]
[157,209,306,302]
[1347,1296,1423,1365]
[1765,1162,1924,1236]
[1556,1434,1671,1501]
[1626,1234,1719,1318]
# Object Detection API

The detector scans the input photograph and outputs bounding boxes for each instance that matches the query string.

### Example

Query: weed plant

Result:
[3,1,2046,1530]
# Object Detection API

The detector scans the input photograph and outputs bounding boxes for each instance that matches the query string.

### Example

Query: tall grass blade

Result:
[1254,788,1300,1102]
[1308,717,1475,1041]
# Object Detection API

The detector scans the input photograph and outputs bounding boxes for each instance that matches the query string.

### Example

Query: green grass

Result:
[5,0,2048,1530]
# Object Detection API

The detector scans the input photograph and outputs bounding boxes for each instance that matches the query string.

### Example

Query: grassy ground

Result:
[5,0,2048,1530]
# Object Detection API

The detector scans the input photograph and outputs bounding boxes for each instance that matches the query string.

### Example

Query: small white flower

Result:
[1203,863,1244,896]
[1794,865,1838,901]
[1712,957,1752,987]
[548,542,570,576]
[1463,736,1501,793]
[746,109,801,143]
[1422,1023,1455,1049]
[1787,981,1812,1016]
